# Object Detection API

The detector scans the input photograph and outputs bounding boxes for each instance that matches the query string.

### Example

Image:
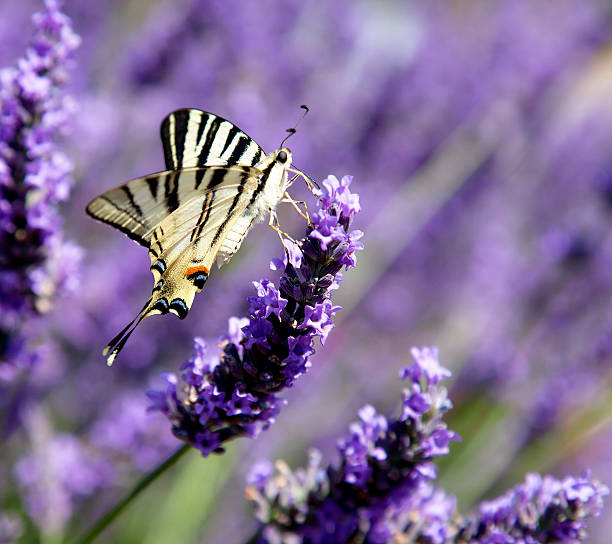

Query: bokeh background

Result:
[3,0,612,542]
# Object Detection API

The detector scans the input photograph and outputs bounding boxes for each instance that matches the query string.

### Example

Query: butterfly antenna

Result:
[103,297,152,366]
[280,105,310,148]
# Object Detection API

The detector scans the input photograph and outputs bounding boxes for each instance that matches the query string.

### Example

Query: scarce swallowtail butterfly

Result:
[86,108,309,366]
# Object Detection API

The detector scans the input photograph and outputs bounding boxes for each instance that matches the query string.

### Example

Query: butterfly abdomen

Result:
[213,151,292,268]
[216,213,258,267]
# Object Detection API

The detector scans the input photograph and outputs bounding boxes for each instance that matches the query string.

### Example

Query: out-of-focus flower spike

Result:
[0,0,81,427]
[457,471,609,543]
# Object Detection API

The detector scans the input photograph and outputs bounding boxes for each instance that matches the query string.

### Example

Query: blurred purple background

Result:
[3,0,612,542]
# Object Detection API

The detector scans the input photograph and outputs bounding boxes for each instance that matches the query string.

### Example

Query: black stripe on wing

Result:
[160,108,265,170]
[191,191,214,242]
[210,168,255,247]
[86,195,149,245]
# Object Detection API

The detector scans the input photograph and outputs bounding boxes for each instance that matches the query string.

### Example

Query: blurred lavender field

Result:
[3,0,612,542]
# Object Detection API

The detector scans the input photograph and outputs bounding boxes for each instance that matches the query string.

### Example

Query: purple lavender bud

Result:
[248,279,288,319]
[309,213,346,251]
[245,347,459,542]
[221,316,249,349]
[282,335,315,378]
[404,346,452,385]
[314,175,362,225]
[299,299,341,344]
[148,176,363,456]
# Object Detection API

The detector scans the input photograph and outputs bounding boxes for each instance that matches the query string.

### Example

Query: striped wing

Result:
[160,109,264,170]
[86,166,256,247]
[104,165,262,366]
[148,165,259,275]
[88,109,265,247]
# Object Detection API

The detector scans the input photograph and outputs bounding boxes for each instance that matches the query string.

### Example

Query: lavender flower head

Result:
[0,0,80,357]
[245,346,460,543]
[458,471,609,544]
[148,175,363,456]
[245,347,607,543]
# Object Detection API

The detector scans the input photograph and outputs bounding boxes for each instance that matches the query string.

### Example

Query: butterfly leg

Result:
[281,191,310,224]
[268,210,298,244]
[287,167,320,195]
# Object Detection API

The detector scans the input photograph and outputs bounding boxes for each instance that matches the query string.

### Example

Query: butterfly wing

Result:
[148,165,260,279]
[86,164,258,248]
[87,109,265,247]
[103,165,261,365]
[160,109,264,170]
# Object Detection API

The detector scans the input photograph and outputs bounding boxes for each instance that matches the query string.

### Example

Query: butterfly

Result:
[86,108,310,366]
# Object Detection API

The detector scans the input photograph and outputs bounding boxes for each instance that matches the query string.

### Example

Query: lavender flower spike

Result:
[458,471,609,544]
[246,347,607,544]
[0,0,81,351]
[148,175,363,456]
[245,347,460,543]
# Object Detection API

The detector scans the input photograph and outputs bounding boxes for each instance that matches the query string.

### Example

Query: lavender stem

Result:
[74,444,190,544]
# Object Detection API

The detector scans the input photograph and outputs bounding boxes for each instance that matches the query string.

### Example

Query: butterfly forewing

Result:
[160,109,264,170]
[85,175,167,246]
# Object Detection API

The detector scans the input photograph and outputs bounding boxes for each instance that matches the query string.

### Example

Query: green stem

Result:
[74,444,191,544]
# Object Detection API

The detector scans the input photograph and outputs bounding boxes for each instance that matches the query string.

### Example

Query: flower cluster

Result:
[0,0,81,364]
[245,349,608,543]
[245,346,459,543]
[457,472,609,543]
[148,175,363,456]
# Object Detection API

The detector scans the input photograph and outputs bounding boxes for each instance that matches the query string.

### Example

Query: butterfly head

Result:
[270,148,294,194]
[274,148,292,167]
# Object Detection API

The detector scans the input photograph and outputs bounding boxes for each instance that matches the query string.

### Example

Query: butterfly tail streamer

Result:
[102,297,152,366]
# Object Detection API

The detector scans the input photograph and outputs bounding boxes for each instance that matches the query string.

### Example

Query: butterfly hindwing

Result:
[103,165,262,366]
[147,165,260,273]
[216,213,259,268]
[160,109,264,170]
[147,181,256,316]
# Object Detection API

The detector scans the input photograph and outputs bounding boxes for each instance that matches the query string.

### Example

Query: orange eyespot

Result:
[185,265,210,277]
